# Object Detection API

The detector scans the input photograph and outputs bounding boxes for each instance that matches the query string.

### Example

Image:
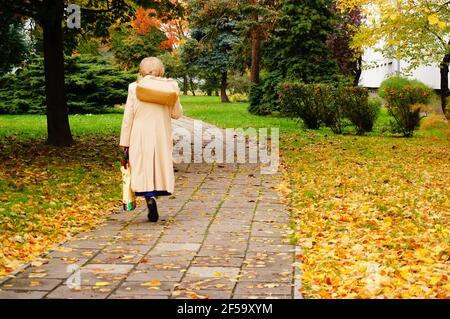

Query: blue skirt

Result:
[135,191,171,197]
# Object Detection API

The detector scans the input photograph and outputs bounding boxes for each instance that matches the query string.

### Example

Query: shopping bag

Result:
[121,150,136,211]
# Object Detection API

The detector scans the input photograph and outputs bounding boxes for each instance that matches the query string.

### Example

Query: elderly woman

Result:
[119,57,183,222]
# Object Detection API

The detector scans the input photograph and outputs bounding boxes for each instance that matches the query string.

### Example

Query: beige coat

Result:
[119,75,183,193]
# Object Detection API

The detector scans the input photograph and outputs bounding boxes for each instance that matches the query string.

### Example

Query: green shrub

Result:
[278,82,346,133]
[228,73,251,94]
[0,55,136,115]
[249,83,270,115]
[338,87,379,135]
[315,83,346,134]
[278,82,321,129]
[278,82,380,135]
[379,76,434,137]
[229,93,248,103]
[248,72,284,115]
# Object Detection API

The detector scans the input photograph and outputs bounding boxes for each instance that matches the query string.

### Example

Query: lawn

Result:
[0,96,449,299]
[182,96,450,299]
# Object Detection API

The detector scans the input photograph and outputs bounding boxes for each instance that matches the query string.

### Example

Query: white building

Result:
[359,47,446,90]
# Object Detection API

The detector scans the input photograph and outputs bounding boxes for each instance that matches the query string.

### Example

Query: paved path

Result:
[0,117,298,299]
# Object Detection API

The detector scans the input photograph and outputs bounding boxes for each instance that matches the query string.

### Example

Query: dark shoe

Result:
[146,197,159,222]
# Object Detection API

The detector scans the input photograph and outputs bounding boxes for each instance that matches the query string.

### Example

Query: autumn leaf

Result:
[141,280,161,287]
[95,282,110,287]
[428,14,439,25]
[188,292,209,299]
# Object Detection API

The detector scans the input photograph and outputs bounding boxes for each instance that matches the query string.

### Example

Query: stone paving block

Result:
[248,242,294,253]
[251,221,288,237]
[191,256,244,268]
[153,243,201,253]
[45,286,111,299]
[109,281,174,299]
[173,289,232,299]
[234,282,293,296]
[82,264,134,274]
[47,248,99,259]
[170,220,211,229]
[1,278,62,291]
[66,239,112,249]
[239,269,292,283]
[158,233,205,244]
[254,207,290,221]
[200,241,249,253]
[64,269,126,287]
[221,200,257,209]
[243,252,293,270]
[197,246,247,258]
[91,252,144,264]
[176,277,236,291]
[0,289,48,299]
[104,243,152,255]
[186,267,240,280]
[208,223,252,234]
[16,257,89,279]
[138,256,192,271]
[127,270,184,282]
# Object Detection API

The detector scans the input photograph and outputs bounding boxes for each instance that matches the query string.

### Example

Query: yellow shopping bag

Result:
[121,151,136,211]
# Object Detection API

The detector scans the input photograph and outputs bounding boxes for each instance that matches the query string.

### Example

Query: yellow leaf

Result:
[29,273,47,278]
[188,292,209,299]
[95,282,110,287]
[141,280,161,287]
[428,14,439,25]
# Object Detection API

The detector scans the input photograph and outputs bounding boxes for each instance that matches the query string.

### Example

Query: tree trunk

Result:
[189,76,196,96]
[440,49,450,116]
[182,75,188,95]
[41,0,73,146]
[353,56,362,87]
[250,13,261,84]
[220,71,230,103]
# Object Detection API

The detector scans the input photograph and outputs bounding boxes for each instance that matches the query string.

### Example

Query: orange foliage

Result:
[132,7,188,49]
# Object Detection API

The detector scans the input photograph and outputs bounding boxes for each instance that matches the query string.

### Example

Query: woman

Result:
[119,57,183,222]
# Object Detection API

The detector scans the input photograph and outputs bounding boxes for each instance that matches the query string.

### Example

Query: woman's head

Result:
[139,57,165,78]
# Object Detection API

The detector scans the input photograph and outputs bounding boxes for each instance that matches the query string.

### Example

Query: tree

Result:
[132,5,190,93]
[111,26,169,69]
[187,0,240,103]
[0,12,29,75]
[0,0,183,146]
[338,0,450,114]
[236,0,279,84]
[251,0,341,114]
[327,6,364,86]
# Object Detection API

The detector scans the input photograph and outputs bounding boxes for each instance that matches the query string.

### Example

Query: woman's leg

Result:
[145,196,159,222]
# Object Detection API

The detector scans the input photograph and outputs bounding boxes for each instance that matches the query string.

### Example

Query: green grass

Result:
[181,96,302,132]
[0,113,124,140]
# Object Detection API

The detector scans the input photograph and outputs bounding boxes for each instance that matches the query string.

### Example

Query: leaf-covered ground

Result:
[0,136,127,276]
[181,97,449,298]
[281,134,449,298]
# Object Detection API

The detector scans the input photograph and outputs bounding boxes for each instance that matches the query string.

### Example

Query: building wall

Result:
[359,47,446,90]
